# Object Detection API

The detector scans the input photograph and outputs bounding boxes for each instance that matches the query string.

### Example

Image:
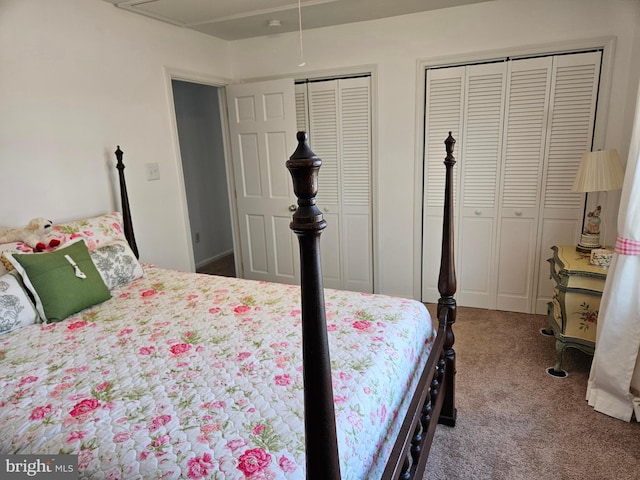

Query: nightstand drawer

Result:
[553,288,599,343]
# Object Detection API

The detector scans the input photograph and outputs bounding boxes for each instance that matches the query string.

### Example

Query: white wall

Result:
[0,0,232,271]
[2,0,639,298]
[229,0,640,297]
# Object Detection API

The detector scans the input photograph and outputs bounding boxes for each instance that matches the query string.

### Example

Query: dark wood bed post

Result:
[437,132,457,427]
[115,146,139,259]
[287,132,341,480]
[382,133,458,480]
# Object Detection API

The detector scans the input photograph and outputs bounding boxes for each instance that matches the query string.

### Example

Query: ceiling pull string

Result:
[298,0,305,67]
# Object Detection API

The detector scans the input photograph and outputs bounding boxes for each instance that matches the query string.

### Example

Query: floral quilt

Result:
[0,266,435,479]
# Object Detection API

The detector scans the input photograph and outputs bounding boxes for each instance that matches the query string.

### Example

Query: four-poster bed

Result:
[0,132,457,479]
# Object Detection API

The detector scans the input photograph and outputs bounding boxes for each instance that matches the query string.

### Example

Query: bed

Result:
[0,132,458,479]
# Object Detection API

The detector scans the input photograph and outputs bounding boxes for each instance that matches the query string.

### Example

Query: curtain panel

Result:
[587,81,640,421]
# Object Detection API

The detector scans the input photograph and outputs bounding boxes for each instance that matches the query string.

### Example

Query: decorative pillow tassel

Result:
[64,254,87,279]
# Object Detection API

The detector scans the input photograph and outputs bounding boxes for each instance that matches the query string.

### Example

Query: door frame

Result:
[163,67,243,276]
[414,36,617,302]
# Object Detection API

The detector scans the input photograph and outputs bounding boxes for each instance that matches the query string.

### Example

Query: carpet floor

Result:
[423,306,640,480]
[196,253,236,277]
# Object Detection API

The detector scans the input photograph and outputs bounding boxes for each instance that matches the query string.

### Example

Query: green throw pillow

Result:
[6,239,111,323]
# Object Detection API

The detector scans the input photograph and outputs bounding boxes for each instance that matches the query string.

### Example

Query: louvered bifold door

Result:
[495,57,552,313]
[337,77,372,292]
[534,51,602,313]
[295,83,309,134]
[307,80,342,289]
[306,77,373,292]
[457,62,507,309]
[421,66,464,302]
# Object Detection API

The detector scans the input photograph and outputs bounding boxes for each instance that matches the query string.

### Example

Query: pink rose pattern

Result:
[237,447,272,476]
[0,266,434,479]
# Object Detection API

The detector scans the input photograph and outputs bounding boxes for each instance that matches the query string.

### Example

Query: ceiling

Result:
[103,0,492,41]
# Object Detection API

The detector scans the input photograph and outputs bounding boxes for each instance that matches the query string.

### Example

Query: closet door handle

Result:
[474,210,482,216]
[289,204,297,212]
[515,210,523,216]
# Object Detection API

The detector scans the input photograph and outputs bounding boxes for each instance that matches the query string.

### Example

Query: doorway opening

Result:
[171,79,235,277]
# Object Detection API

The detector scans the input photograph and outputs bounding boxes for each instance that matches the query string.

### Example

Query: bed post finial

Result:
[287,131,341,480]
[114,146,139,259]
[288,132,325,224]
[437,132,457,427]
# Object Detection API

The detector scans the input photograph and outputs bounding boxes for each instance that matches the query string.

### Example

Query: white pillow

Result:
[0,271,40,335]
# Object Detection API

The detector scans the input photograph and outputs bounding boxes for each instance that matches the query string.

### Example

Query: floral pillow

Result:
[90,240,144,290]
[42,212,127,251]
[0,271,40,335]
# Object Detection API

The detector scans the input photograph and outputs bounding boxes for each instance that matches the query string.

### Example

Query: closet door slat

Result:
[425,67,464,209]
[308,83,340,206]
[543,53,602,210]
[501,61,551,209]
[340,81,371,207]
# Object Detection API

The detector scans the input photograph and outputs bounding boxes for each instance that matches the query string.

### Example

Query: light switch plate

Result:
[145,162,160,181]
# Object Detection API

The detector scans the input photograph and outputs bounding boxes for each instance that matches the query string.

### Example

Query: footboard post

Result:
[287,132,341,480]
[437,133,457,427]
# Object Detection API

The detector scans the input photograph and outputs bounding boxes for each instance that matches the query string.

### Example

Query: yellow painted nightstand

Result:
[543,245,608,377]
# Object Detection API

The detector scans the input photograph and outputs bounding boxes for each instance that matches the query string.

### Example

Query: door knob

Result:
[289,204,297,212]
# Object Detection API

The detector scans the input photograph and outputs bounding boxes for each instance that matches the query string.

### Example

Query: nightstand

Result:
[544,245,608,377]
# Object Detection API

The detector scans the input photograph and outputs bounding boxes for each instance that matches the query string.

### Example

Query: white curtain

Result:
[586,84,640,422]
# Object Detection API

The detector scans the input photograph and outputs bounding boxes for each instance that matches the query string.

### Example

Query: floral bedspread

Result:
[0,267,435,479]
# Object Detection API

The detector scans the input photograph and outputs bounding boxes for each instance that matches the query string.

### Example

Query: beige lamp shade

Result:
[572,149,625,192]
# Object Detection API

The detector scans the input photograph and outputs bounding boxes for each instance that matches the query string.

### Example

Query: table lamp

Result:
[571,149,624,253]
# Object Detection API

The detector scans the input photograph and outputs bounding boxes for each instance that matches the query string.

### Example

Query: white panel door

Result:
[226,79,299,284]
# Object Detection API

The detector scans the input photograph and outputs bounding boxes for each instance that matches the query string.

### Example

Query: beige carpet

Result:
[196,253,236,277]
[423,306,640,480]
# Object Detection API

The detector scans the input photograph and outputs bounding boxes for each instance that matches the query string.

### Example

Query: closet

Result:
[421,51,602,313]
[296,76,373,292]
